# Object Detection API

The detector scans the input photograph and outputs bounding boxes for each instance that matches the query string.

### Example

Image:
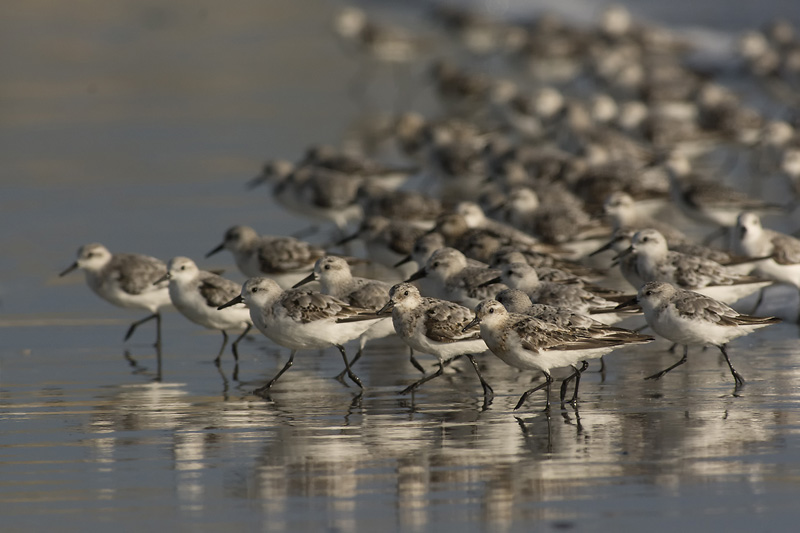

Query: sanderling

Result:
[621,281,780,386]
[155,257,252,364]
[393,232,487,297]
[379,283,493,397]
[293,256,415,375]
[733,211,800,289]
[60,243,172,346]
[206,225,325,288]
[496,287,637,378]
[464,300,652,410]
[623,229,772,303]
[495,288,603,329]
[249,161,364,234]
[483,262,630,324]
[406,247,507,307]
[218,277,383,396]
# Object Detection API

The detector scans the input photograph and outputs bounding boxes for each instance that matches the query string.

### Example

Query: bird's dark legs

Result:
[560,361,589,405]
[335,342,365,383]
[401,361,446,395]
[124,312,161,346]
[718,344,745,387]
[215,331,229,365]
[231,324,251,362]
[253,350,296,397]
[335,344,363,389]
[464,354,493,397]
[645,345,688,380]
[409,348,426,373]
[515,371,553,411]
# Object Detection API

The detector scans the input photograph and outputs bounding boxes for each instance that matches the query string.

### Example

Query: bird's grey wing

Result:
[770,233,800,265]
[258,238,324,272]
[669,253,732,288]
[423,301,482,343]
[671,290,740,324]
[281,289,362,323]
[198,273,241,308]
[347,279,392,311]
[111,254,167,295]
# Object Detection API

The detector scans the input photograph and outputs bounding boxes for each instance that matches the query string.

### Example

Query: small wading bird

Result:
[616,281,781,387]
[464,300,653,410]
[377,283,494,398]
[155,257,252,366]
[218,277,383,397]
[60,243,172,347]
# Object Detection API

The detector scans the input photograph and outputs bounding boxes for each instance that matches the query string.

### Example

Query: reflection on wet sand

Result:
[2,330,799,528]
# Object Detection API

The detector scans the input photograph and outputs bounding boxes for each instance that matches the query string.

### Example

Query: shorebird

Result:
[619,281,780,386]
[293,256,420,375]
[218,278,383,396]
[206,225,325,288]
[60,243,172,346]
[379,283,493,397]
[464,300,652,409]
[621,229,773,304]
[156,257,252,364]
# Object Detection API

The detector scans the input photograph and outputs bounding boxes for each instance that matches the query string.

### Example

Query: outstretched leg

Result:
[253,350,296,397]
[335,344,363,389]
[124,312,160,345]
[718,344,745,387]
[409,348,426,373]
[464,354,493,397]
[231,324,252,362]
[515,371,553,411]
[215,331,229,365]
[401,361,445,395]
[645,345,688,380]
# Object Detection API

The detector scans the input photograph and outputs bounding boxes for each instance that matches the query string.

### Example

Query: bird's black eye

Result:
[86,252,94,258]
[251,287,258,293]
[180,265,186,271]
[324,265,330,270]
[489,308,494,314]
[432,262,439,268]
[645,290,652,296]
[404,290,409,296]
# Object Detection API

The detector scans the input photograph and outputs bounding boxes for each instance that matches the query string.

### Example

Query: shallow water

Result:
[3,0,800,531]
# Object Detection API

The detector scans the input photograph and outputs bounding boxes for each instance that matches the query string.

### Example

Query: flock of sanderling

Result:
[60,5,800,410]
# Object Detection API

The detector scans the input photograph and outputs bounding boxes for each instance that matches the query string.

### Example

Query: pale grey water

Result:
[3,1,800,531]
